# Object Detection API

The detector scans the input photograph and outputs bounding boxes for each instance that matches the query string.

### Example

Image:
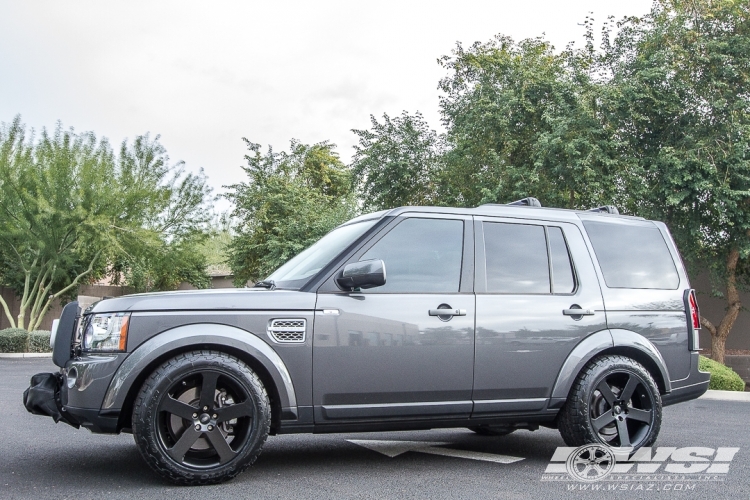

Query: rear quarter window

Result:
[583,220,679,289]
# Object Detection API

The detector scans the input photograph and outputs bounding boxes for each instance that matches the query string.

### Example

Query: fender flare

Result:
[101,324,297,414]
[550,329,672,402]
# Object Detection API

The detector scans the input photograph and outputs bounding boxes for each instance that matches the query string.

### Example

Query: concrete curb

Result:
[0,352,52,358]
[699,390,750,402]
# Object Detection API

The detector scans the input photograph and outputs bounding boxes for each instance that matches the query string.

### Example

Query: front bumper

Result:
[661,351,711,406]
[23,372,80,428]
[23,353,127,434]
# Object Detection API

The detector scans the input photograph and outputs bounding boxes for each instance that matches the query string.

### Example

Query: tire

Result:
[132,350,271,485]
[468,426,516,437]
[558,355,661,450]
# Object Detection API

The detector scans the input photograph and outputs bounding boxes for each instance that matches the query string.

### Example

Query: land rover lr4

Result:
[24,198,710,485]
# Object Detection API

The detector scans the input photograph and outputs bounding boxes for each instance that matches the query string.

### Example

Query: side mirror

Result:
[336,259,386,291]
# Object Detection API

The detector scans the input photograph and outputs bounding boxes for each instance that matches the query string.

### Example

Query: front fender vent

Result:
[268,319,306,343]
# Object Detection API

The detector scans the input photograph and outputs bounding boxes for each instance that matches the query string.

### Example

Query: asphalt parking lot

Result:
[2,358,749,499]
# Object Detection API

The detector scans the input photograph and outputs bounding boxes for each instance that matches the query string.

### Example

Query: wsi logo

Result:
[542,445,739,483]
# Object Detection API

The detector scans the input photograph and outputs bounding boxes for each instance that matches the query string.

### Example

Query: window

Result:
[548,226,576,293]
[268,219,378,289]
[583,221,679,289]
[484,223,550,293]
[360,218,464,293]
[483,222,577,294]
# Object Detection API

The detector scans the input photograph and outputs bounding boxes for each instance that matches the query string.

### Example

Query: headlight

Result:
[81,313,131,352]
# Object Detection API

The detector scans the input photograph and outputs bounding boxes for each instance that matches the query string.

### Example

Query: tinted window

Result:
[484,222,550,293]
[583,221,679,289]
[548,226,575,293]
[360,218,464,293]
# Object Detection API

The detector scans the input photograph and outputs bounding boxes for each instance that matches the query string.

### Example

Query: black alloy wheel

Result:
[588,370,655,447]
[132,351,270,485]
[558,355,662,450]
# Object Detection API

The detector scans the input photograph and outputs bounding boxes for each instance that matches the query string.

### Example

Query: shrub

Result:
[0,328,29,353]
[27,330,52,353]
[699,355,746,391]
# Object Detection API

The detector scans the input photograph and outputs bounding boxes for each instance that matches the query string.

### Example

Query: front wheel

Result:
[132,350,271,485]
[558,355,661,450]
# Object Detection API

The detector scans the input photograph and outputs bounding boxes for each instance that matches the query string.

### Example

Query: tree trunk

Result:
[702,247,742,365]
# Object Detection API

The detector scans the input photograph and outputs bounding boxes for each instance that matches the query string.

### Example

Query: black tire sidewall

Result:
[132,351,271,485]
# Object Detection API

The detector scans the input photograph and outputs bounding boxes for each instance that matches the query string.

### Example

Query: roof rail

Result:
[588,205,620,215]
[507,197,542,207]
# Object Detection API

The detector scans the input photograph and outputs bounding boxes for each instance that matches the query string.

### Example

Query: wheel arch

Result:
[550,329,672,404]
[104,323,297,434]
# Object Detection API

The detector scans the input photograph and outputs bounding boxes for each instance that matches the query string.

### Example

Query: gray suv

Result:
[24,198,710,485]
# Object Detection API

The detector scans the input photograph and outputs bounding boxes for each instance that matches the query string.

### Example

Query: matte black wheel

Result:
[558,355,661,450]
[468,426,515,437]
[132,350,270,485]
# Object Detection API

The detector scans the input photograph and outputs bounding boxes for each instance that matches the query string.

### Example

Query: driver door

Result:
[312,214,475,422]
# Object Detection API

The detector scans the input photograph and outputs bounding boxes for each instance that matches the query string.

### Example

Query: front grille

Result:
[268,319,306,343]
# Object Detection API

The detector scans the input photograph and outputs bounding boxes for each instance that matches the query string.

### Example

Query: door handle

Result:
[429,309,466,317]
[563,308,595,316]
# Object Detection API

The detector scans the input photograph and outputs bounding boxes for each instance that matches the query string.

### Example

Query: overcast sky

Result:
[0,0,652,212]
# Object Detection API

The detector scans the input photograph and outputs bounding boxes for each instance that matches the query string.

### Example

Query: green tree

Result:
[604,0,750,362]
[0,117,212,329]
[437,33,621,208]
[226,139,355,286]
[351,112,442,210]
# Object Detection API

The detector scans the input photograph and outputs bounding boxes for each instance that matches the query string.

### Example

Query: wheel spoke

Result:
[592,412,616,432]
[616,418,631,447]
[620,374,640,402]
[596,380,617,405]
[215,401,254,423]
[168,426,202,462]
[627,407,652,423]
[205,428,238,464]
[159,395,196,420]
[199,372,220,409]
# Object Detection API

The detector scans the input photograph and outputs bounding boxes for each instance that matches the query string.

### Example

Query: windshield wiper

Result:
[253,280,276,290]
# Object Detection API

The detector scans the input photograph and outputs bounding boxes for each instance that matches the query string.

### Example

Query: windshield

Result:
[266,219,378,289]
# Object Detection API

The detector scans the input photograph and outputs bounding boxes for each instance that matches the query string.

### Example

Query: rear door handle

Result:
[429,309,466,317]
[563,309,595,316]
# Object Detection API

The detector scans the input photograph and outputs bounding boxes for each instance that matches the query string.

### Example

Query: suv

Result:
[24,199,709,485]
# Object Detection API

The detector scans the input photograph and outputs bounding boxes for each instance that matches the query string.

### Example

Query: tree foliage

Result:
[348,0,750,361]
[437,32,622,208]
[601,0,750,362]
[226,140,355,286]
[351,112,442,211]
[0,117,212,329]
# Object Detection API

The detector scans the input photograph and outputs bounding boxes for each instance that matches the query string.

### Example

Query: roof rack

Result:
[506,197,542,207]
[588,205,620,215]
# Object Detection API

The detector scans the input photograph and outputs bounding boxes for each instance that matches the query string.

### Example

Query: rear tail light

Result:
[684,289,701,350]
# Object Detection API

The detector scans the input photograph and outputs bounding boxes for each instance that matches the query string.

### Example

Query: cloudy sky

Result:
[1,0,652,211]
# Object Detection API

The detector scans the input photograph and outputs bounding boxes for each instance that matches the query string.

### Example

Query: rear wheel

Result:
[558,355,661,450]
[468,426,516,437]
[132,350,270,485]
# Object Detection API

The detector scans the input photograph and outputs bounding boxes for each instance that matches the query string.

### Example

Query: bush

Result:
[27,330,52,353]
[0,328,28,353]
[699,355,746,391]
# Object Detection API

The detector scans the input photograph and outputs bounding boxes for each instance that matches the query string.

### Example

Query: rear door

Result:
[472,217,607,415]
[312,214,475,422]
